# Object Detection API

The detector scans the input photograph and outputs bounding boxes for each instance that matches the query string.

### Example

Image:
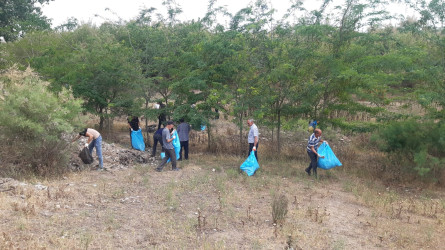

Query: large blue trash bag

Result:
[131,129,145,151]
[161,130,180,163]
[240,151,260,176]
[317,142,342,170]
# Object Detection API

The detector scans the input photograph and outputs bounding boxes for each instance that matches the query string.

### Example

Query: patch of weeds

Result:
[332,239,345,250]
[301,178,314,190]
[79,232,93,250]
[250,239,263,249]
[225,168,240,180]
[106,213,120,230]
[183,173,211,192]
[134,164,149,176]
[272,194,288,225]
[111,188,126,199]
[141,175,150,187]
[342,180,353,192]
[165,181,179,210]
[16,218,28,231]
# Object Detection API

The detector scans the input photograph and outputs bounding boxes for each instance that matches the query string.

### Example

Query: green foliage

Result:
[371,119,445,177]
[0,67,83,176]
[0,0,53,42]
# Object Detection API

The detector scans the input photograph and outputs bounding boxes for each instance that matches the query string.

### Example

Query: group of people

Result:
[72,116,326,176]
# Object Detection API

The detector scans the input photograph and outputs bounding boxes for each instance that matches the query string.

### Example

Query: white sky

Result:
[41,0,416,28]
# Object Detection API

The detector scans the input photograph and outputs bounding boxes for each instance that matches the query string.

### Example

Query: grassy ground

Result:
[1,150,444,249]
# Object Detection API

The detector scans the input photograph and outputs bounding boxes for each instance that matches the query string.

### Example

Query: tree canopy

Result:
[0,0,53,42]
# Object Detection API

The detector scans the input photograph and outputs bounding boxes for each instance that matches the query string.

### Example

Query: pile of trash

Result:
[69,141,157,171]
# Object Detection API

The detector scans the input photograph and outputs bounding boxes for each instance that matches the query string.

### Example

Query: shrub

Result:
[0,67,83,177]
[371,119,445,179]
[271,194,288,225]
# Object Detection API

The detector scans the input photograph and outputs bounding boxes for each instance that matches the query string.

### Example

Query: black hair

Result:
[179,118,185,123]
[79,128,87,136]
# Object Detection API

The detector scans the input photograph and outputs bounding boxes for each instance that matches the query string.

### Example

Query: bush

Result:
[0,67,83,177]
[371,119,445,178]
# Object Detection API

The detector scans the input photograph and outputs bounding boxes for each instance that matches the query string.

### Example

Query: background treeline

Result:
[0,0,444,180]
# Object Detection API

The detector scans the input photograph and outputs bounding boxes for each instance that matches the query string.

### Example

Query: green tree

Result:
[0,0,53,42]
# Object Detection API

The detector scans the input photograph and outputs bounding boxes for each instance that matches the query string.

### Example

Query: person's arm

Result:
[312,145,325,158]
[253,126,259,150]
[85,132,94,144]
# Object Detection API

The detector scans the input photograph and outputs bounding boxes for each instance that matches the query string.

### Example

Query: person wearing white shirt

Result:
[247,119,259,161]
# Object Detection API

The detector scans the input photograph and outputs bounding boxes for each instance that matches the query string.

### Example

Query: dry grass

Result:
[0,151,444,249]
[1,118,444,248]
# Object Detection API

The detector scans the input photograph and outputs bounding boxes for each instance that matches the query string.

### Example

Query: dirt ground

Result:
[1,125,444,249]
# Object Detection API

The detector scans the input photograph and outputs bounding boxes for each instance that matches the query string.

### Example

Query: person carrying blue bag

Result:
[156,120,180,172]
[305,128,327,177]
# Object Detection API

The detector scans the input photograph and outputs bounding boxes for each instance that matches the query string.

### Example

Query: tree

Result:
[0,0,53,42]
[0,66,83,176]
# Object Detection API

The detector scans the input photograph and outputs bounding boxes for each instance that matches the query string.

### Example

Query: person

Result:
[155,120,180,172]
[177,118,191,160]
[72,128,104,170]
[151,125,165,157]
[305,128,326,177]
[247,118,259,161]
[128,116,140,148]
[308,119,318,133]
[157,102,166,130]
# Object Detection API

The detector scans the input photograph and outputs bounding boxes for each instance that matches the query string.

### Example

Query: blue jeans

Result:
[88,136,103,168]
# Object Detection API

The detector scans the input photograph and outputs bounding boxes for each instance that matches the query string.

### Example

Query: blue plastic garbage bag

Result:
[131,129,145,151]
[161,130,180,163]
[240,151,260,176]
[317,142,342,170]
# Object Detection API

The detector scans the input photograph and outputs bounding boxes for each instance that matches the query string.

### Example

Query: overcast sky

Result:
[41,0,416,28]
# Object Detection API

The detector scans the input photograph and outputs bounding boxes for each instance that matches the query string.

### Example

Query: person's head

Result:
[179,118,185,123]
[247,119,254,127]
[314,128,322,138]
[166,120,174,129]
[79,128,87,136]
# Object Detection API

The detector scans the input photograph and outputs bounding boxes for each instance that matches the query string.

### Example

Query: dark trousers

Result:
[152,134,164,156]
[156,148,177,171]
[179,141,189,160]
[306,151,318,175]
[248,143,258,161]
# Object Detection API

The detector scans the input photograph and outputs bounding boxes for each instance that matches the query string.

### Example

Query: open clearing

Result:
[1,137,444,249]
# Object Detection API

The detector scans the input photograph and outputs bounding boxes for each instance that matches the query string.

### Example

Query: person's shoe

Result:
[155,168,162,172]
[97,168,104,172]
[171,168,180,171]
[305,168,311,176]
[177,158,182,161]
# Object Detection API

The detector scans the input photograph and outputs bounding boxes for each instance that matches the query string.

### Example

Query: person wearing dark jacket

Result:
[128,116,140,148]
[177,118,191,160]
[151,126,164,157]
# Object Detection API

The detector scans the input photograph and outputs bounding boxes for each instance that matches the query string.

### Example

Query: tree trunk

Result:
[99,107,104,131]
[277,109,281,155]
[207,123,211,150]
[145,99,150,146]
[238,113,243,156]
